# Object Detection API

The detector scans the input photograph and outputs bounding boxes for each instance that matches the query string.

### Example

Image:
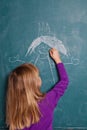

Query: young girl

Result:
[6,48,69,130]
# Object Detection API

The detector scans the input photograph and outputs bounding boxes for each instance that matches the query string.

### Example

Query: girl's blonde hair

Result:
[6,63,45,130]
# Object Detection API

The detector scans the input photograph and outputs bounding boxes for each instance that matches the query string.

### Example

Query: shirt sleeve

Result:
[46,63,69,110]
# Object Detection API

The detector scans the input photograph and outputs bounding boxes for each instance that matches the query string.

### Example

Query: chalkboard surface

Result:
[0,0,87,129]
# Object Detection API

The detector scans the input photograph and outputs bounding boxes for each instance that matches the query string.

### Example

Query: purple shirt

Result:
[23,63,69,130]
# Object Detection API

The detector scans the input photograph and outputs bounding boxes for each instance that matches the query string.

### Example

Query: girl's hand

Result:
[49,48,62,64]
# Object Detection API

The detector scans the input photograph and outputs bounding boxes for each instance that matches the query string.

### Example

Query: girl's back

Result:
[23,62,69,130]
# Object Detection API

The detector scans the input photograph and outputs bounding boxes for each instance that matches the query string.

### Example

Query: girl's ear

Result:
[37,77,42,88]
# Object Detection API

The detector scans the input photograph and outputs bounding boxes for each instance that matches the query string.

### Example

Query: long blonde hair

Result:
[6,63,45,130]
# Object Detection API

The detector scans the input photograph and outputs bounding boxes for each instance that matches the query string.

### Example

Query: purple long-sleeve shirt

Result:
[24,63,69,130]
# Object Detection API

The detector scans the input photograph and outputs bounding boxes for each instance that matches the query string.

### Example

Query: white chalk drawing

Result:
[25,22,67,56]
[9,55,25,63]
[64,57,79,65]
[9,22,80,83]
[25,36,67,56]
[38,22,52,36]
[25,22,79,65]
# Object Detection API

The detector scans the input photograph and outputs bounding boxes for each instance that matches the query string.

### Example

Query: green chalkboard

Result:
[0,0,87,129]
